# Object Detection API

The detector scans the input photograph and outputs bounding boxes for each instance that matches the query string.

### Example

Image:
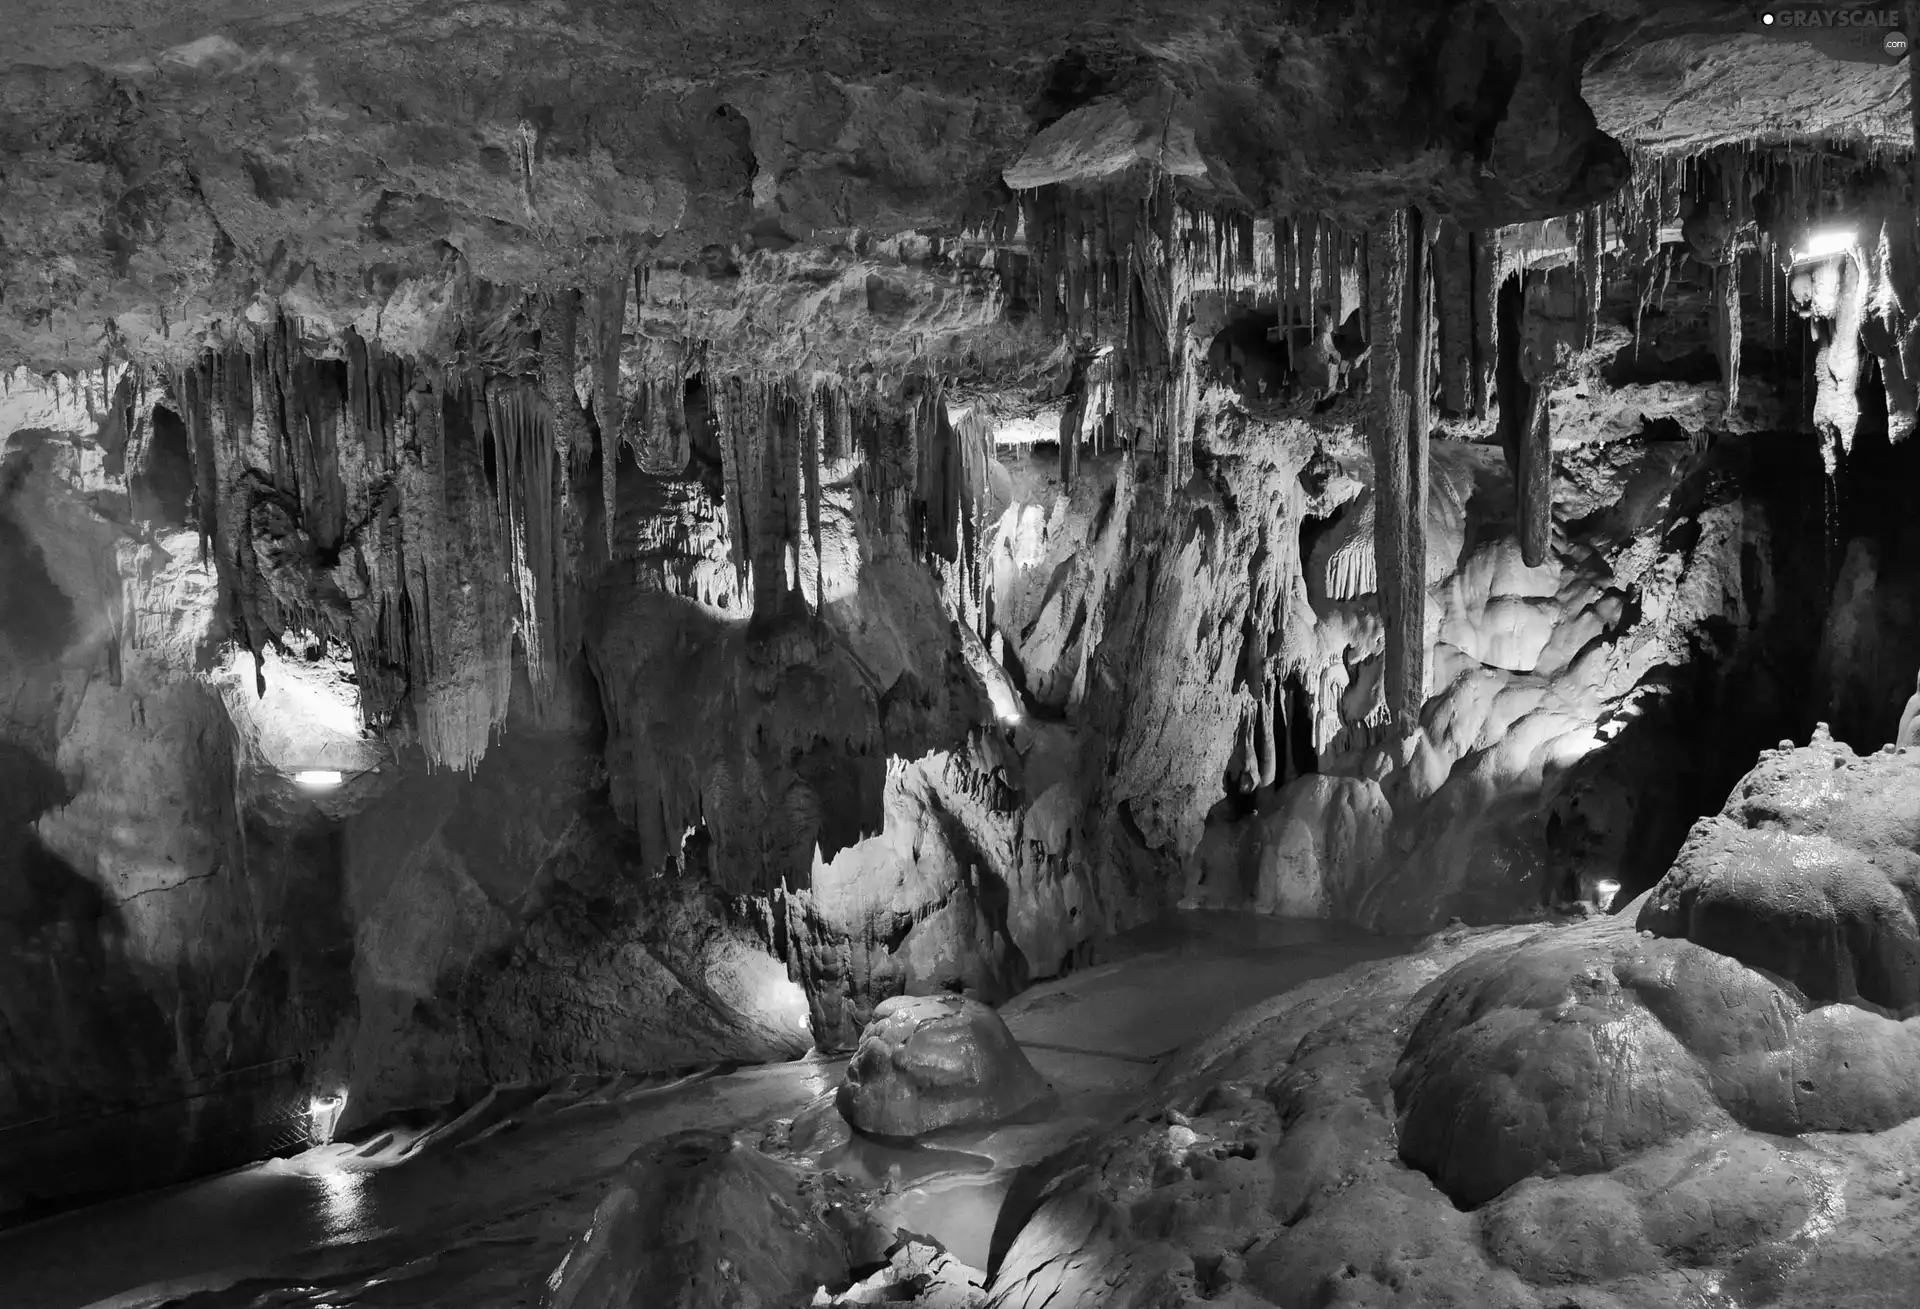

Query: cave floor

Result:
[0,912,1411,1309]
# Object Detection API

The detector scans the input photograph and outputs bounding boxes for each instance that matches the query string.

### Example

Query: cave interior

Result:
[4,2,1920,1306]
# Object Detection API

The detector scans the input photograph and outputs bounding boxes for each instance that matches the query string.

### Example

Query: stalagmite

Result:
[1365,207,1429,732]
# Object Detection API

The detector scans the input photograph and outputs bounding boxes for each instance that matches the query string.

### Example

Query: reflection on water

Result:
[316,1169,378,1246]
[876,1173,1012,1270]
[0,913,1411,1309]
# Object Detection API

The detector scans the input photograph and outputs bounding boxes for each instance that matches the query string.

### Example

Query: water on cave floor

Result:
[0,912,1411,1309]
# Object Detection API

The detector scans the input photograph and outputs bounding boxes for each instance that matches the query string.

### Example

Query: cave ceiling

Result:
[2,0,1899,375]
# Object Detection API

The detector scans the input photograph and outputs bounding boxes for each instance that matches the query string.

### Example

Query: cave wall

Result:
[3,240,1901,1217]
[0,387,355,1215]
[0,350,1053,1216]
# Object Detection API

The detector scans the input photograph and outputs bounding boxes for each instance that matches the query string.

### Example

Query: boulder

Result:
[545,1129,851,1309]
[837,994,1055,1141]
[1393,740,1920,1208]
[1638,731,1920,1013]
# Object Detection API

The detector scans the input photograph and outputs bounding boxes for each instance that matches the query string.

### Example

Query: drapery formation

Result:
[163,324,543,772]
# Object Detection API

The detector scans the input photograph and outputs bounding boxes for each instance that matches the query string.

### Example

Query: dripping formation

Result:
[124,139,1920,793]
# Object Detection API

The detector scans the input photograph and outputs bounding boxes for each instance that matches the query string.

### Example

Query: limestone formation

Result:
[836,994,1055,1142]
[544,1129,852,1309]
[6,7,1920,1300]
[986,736,1920,1305]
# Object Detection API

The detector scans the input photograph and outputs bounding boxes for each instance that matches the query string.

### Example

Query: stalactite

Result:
[1579,207,1602,349]
[1254,688,1278,790]
[804,387,825,611]
[1813,253,1868,469]
[170,362,219,558]
[709,378,749,587]
[778,382,805,602]
[291,352,349,553]
[485,377,559,700]
[1434,218,1473,415]
[398,369,515,773]
[539,289,585,477]
[1366,207,1428,733]
[1712,254,1742,427]
[631,345,690,475]
[1470,230,1497,421]
[1323,495,1378,600]
[1516,370,1553,566]
[591,275,627,553]
[1058,351,1085,488]
[737,377,782,617]
[1509,265,1588,566]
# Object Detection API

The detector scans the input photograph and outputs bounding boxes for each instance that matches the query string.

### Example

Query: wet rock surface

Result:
[838,995,1056,1143]
[980,743,1920,1307]
[543,1128,852,1309]
[1639,728,1920,1014]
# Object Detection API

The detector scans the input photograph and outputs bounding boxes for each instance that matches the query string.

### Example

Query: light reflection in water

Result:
[317,1167,376,1245]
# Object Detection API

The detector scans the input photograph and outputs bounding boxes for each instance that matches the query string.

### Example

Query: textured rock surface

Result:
[984,783,1920,1308]
[1187,427,1848,930]
[837,994,1054,1142]
[0,0,1690,373]
[543,1129,852,1309]
[8,0,1920,1231]
[1639,728,1920,1014]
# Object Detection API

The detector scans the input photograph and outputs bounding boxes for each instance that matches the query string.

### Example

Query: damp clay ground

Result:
[0,913,1408,1309]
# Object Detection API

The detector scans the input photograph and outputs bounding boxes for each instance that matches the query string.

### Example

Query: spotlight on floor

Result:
[291,769,345,789]
[1792,227,1857,264]
[309,1092,347,1146]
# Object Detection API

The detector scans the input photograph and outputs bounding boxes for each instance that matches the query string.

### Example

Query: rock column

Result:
[1366,207,1430,732]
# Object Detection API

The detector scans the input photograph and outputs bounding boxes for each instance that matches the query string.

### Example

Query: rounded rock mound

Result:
[1392,736,1920,1210]
[544,1128,852,1309]
[1637,728,1920,1014]
[836,993,1055,1141]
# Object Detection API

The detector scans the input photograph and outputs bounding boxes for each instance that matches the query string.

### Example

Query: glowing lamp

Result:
[1792,227,1858,265]
[291,769,345,788]
[1594,878,1622,912]
[309,1092,347,1146]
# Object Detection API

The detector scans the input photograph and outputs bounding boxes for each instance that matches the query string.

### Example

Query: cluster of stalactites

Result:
[691,371,995,622]
[483,377,562,700]
[1013,181,1248,499]
[1615,143,1920,460]
[156,314,569,774]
